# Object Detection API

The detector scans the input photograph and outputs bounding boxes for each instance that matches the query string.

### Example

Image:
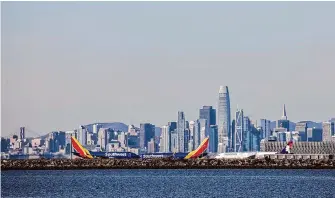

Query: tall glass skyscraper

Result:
[177,111,186,152]
[209,125,218,153]
[217,86,231,153]
[199,106,216,137]
[234,109,244,152]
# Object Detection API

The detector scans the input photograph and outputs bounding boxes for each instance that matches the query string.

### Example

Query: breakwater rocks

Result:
[1,158,334,170]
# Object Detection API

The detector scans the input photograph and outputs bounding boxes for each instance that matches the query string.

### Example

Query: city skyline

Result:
[2,2,335,136]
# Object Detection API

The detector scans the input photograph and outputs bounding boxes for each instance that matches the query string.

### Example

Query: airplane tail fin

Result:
[184,137,209,159]
[71,136,93,159]
[280,141,293,154]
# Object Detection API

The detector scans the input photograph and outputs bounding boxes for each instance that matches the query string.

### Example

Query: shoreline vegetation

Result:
[1,158,335,170]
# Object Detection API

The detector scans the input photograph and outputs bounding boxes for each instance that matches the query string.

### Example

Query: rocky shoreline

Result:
[1,158,335,170]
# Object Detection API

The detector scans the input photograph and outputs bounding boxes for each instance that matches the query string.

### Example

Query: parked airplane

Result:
[71,136,209,159]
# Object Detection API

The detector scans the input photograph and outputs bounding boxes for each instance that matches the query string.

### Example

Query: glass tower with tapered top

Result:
[217,86,231,153]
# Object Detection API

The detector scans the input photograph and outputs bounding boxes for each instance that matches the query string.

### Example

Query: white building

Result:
[98,128,108,151]
[160,125,170,152]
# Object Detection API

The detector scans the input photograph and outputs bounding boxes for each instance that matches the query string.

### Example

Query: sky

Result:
[2,2,335,137]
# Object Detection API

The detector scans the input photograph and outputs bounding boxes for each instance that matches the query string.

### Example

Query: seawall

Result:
[1,158,335,170]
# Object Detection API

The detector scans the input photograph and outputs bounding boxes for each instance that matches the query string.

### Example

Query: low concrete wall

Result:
[1,158,334,170]
[264,154,333,160]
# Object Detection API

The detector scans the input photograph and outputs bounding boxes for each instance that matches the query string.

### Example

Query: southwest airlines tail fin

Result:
[184,137,209,159]
[280,141,293,154]
[71,136,93,159]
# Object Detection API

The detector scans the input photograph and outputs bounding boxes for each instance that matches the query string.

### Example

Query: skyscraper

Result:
[217,86,231,153]
[188,121,195,151]
[193,120,201,149]
[20,127,25,140]
[199,119,207,144]
[199,106,216,136]
[170,130,178,153]
[98,128,108,151]
[209,125,218,153]
[139,123,155,151]
[322,121,335,141]
[160,125,170,152]
[260,119,272,139]
[177,111,186,152]
[234,108,244,152]
[243,116,251,152]
[77,126,87,146]
[277,104,290,131]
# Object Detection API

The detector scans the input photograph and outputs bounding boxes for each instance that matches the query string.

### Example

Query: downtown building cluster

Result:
[1,86,335,159]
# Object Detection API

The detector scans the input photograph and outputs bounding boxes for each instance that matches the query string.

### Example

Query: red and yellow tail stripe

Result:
[71,136,93,159]
[184,137,209,159]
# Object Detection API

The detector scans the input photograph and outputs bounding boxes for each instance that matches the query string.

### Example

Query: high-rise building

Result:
[231,120,235,151]
[139,123,155,150]
[209,125,218,153]
[193,120,201,149]
[160,125,170,152]
[147,138,155,153]
[168,122,177,132]
[170,130,178,152]
[307,128,323,142]
[93,124,101,134]
[177,111,186,152]
[77,126,87,146]
[20,127,25,140]
[184,129,190,152]
[217,86,231,153]
[188,121,195,151]
[295,122,308,133]
[322,122,335,141]
[260,119,272,139]
[234,108,244,152]
[243,116,251,152]
[118,132,127,148]
[277,104,290,131]
[199,119,207,144]
[127,134,139,148]
[199,106,216,136]
[98,128,108,151]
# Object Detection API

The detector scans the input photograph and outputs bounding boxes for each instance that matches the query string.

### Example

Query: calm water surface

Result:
[2,169,335,198]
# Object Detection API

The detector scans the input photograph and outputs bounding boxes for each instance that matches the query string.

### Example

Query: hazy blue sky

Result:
[2,2,335,137]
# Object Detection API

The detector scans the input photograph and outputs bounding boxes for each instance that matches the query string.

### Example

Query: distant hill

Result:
[85,122,129,132]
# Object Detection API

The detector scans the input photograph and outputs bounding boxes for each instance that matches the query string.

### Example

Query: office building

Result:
[160,125,170,152]
[199,106,216,136]
[147,138,155,153]
[139,123,155,150]
[168,122,177,132]
[209,125,218,153]
[199,119,207,144]
[307,128,323,142]
[260,119,272,139]
[20,127,25,140]
[322,122,335,141]
[98,128,108,151]
[177,111,186,152]
[243,116,251,152]
[277,104,290,131]
[127,134,140,148]
[231,120,235,151]
[193,120,201,149]
[217,86,231,153]
[77,126,87,146]
[188,121,195,151]
[170,130,178,152]
[234,108,244,152]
